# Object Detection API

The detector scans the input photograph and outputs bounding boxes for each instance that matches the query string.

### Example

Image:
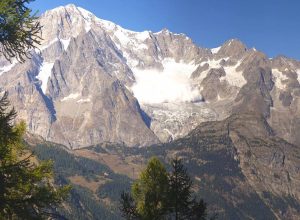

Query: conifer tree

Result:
[167,158,207,220]
[0,92,70,219]
[120,157,209,220]
[0,0,41,62]
[120,191,139,220]
[132,157,169,220]
[120,157,169,220]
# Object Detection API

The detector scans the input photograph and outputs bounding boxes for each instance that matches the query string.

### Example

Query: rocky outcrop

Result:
[157,113,300,219]
[268,56,300,147]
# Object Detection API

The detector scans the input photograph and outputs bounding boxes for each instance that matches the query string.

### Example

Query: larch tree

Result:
[132,157,169,220]
[120,157,169,220]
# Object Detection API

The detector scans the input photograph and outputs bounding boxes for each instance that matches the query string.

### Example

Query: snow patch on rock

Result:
[123,51,139,68]
[222,61,246,87]
[113,28,150,51]
[96,18,115,31]
[60,38,71,50]
[61,93,80,101]
[77,6,93,19]
[77,7,93,32]
[0,60,18,76]
[114,28,131,46]
[272,69,288,90]
[211,47,221,54]
[77,98,91,103]
[136,31,150,41]
[199,58,246,87]
[37,62,55,93]
[39,38,59,51]
[203,58,228,69]
[297,69,300,84]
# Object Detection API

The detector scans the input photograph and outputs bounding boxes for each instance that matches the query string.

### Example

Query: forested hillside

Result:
[32,143,132,219]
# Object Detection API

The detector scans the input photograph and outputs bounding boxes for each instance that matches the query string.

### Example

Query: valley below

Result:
[1,4,300,220]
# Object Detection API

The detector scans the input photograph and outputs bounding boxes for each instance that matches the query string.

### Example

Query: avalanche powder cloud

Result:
[131,58,201,104]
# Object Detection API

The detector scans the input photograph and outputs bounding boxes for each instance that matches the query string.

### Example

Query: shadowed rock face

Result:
[131,113,300,219]
[202,114,300,219]
[1,4,300,150]
[75,112,300,219]
[194,113,300,219]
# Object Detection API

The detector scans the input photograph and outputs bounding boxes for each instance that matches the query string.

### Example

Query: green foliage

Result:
[168,158,193,219]
[0,92,70,219]
[132,157,169,220]
[0,0,41,62]
[120,157,208,220]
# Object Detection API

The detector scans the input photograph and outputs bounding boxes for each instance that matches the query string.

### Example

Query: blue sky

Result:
[30,0,300,60]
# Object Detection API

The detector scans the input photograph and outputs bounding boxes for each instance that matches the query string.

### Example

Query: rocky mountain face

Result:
[0,4,299,149]
[46,112,300,219]
[163,113,300,219]
[1,4,299,219]
[0,5,160,149]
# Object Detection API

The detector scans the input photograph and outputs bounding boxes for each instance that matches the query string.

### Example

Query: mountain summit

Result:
[0,4,300,149]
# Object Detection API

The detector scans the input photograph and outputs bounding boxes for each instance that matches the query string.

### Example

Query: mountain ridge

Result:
[0,4,300,149]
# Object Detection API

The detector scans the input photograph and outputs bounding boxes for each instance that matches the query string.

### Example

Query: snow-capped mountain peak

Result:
[1,4,300,150]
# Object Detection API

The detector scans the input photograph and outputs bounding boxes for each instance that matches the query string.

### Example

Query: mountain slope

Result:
[173,113,300,219]
[0,4,300,151]
[52,111,299,219]
[0,5,160,148]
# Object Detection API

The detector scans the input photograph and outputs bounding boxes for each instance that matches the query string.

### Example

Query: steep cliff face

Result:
[268,56,300,146]
[0,4,300,150]
[185,113,300,219]
[0,5,159,148]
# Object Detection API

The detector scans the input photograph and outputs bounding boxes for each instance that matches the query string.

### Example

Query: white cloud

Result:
[131,58,201,104]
